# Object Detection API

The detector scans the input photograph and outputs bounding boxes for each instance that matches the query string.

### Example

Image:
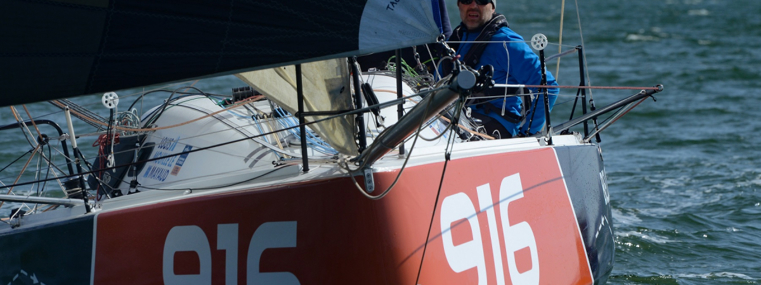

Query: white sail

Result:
[236,58,358,155]
[359,0,443,54]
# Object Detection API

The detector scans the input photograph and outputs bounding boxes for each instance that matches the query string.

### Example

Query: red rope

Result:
[93,133,120,200]
[92,133,120,147]
[521,85,662,90]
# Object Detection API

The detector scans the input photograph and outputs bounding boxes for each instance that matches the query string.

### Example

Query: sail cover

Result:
[235,59,358,155]
[0,0,444,107]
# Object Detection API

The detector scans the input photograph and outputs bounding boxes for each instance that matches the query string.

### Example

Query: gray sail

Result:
[0,0,444,107]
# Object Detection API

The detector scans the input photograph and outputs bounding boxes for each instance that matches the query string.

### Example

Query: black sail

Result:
[0,0,445,106]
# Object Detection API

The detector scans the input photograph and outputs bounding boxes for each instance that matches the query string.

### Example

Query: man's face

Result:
[457,0,495,30]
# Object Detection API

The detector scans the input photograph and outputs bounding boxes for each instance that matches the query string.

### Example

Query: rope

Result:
[371,89,494,140]
[415,96,462,285]
[92,133,120,199]
[575,0,594,100]
[497,84,661,90]
[9,107,38,149]
[344,88,440,200]
[50,95,264,133]
[0,88,446,191]
[8,106,20,121]
[438,116,494,140]
[49,99,108,130]
[584,97,649,143]
[424,44,443,81]
[21,105,42,138]
[446,40,528,44]
[0,144,41,209]
[556,0,567,78]
[8,107,66,190]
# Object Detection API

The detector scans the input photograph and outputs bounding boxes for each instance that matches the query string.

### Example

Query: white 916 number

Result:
[440,173,539,285]
[163,221,299,285]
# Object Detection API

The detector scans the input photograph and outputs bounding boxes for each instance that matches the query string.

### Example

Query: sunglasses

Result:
[458,0,492,5]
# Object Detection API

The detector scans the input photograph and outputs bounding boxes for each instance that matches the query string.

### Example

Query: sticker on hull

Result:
[143,136,190,181]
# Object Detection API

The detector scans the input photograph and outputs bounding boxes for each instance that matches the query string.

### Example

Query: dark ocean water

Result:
[473,0,761,284]
[0,0,759,284]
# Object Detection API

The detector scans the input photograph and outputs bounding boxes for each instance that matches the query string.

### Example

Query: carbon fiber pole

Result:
[395,49,405,156]
[296,64,309,173]
[539,49,553,145]
[350,57,367,153]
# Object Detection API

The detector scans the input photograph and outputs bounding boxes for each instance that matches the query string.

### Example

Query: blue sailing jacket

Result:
[454,24,559,136]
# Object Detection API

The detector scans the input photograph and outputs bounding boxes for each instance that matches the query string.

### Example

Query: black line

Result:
[414,157,450,285]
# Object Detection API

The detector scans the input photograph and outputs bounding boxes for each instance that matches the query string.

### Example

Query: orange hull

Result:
[0,145,612,285]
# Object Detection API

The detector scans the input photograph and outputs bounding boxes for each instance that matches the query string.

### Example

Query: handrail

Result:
[0,194,84,207]
[0,120,74,176]
[354,72,473,166]
[552,86,663,135]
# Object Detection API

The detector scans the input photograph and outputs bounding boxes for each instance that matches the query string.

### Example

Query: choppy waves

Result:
[521,0,761,282]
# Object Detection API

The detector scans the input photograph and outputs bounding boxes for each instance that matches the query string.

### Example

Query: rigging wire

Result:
[1,71,654,195]
[119,80,198,100]
[273,107,337,155]
[9,107,38,150]
[173,101,290,159]
[415,94,464,285]
[424,44,443,80]
[449,40,577,49]
[0,88,449,191]
[52,93,264,133]
[342,86,440,200]
[575,0,593,100]
[2,89,322,200]
[584,96,650,142]
[31,143,53,213]
[50,99,108,131]
[80,108,293,163]
[370,88,493,140]
[418,105,456,142]
[0,144,41,209]
[141,87,183,128]
[556,0,567,79]
[499,84,660,90]
[21,105,42,138]
[0,148,35,175]
[583,103,640,143]
[3,107,68,202]
[502,41,512,117]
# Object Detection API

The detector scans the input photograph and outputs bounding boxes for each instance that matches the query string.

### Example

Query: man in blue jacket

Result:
[449,0,559,138]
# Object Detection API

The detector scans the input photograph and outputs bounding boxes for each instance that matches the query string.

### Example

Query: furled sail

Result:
[0,0,444,107]
[235,59,358,155]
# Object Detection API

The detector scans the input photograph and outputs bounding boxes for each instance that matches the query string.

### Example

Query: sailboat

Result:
[0,0,662,284]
